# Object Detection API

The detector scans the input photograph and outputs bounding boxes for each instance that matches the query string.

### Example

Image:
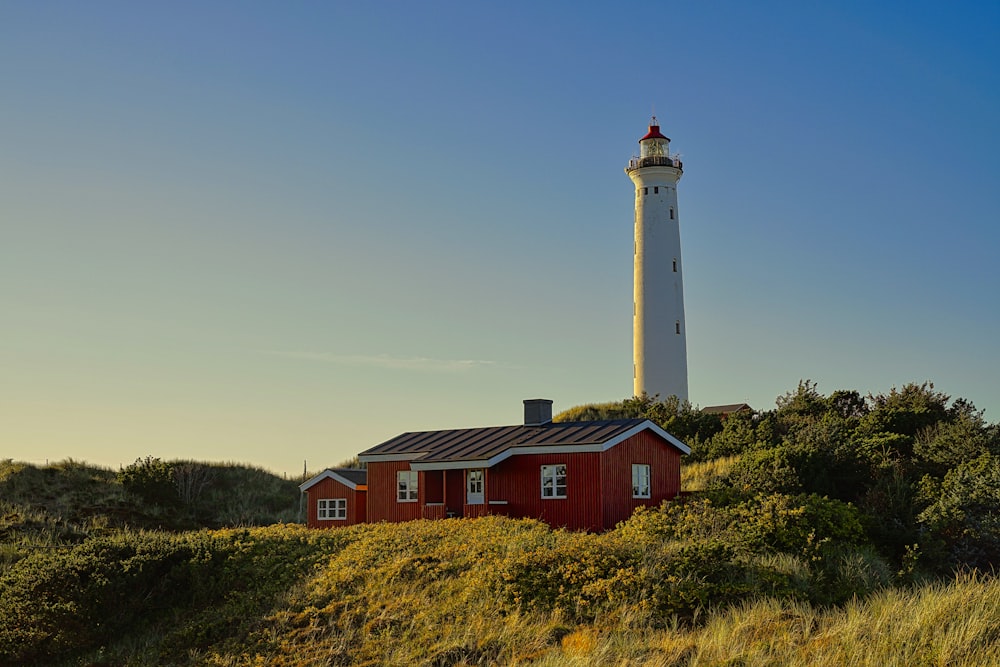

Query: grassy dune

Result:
[2,516,998,666]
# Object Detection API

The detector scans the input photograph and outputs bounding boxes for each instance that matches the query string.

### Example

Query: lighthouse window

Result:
[654,186,659,194]
[672,259,677,272]
[670,208,675,220]
[676,321,681,334]
[643,187,648,195]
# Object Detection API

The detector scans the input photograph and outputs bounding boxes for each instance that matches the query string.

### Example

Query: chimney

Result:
[523,399,553,426]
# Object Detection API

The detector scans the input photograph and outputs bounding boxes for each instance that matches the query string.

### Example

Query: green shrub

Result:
[117,457,178,509]
[918,453,1000,570]
[0,525,346,665]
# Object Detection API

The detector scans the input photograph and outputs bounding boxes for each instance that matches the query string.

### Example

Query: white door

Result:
[467,469,484,505]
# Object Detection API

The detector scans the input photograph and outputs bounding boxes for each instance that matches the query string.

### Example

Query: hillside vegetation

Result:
[0,458,302,571]
[2,519,999,666]
[2,380,999,665]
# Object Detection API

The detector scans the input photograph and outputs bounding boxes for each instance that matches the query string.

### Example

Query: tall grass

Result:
[681,455,738,491]
[202,519,996,666]
[502,574,1000,666]
[3,516,999,666]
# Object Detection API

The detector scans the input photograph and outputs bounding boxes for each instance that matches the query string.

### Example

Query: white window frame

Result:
[632,464,651,499]
[397,470,418,502]
[317,498,347,520]
[540,464,567,499]
[467,468,484,504]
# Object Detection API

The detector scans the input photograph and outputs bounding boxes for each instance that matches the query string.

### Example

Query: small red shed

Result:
[299,468,367,528]
[356,399,689,531]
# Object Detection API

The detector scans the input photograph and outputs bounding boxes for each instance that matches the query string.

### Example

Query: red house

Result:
[299,468,367,527]
[302,399,689,532]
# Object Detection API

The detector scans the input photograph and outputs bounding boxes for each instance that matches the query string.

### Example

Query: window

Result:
[676,320,681,334]
[467,468,484,504]
[643,187,648,195]
[397,470,418,502]
[654,186,659,194]
[632,464,651,498]
[670,208,675,220]
[541,464,567,498]
[318,498,346,520]
[672,258,677,272]
[468,469,484,495]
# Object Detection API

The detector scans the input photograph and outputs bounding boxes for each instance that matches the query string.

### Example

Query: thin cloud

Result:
[264,351,499,373]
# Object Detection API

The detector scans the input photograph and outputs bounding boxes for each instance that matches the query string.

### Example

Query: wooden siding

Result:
[305,477,366,528]
[598,430,682,529]
[359,428,683,530]
[445,469,464,517]
[424,470,444,504]
[423,504,447,520]
[464,503,490,519]
[366,461,423,523]
[489,452,604,531]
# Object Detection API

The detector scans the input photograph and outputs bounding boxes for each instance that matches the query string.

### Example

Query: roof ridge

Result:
[357,418,679,464]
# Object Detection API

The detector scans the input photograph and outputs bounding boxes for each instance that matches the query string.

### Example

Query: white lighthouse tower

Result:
[626,117,688,402]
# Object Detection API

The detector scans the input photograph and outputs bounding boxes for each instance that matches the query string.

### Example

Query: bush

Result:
[918,453,1000,570]
[118,457,178,509]
[0,525,346,666]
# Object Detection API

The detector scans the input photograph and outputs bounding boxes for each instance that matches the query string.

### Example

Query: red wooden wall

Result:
[305,477,366,528]
[598,430,682,528]
[359,430,682,530]
[424,470,444,503]
[489,452,604,531]
[366,461,423,523]
[482,432,682,530]
[445,469,464,517]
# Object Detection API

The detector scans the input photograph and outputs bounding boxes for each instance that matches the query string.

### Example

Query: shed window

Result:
[318,498,346,520]
[397,470,418,502]
[540,464,567,499]
[632,464,651,498]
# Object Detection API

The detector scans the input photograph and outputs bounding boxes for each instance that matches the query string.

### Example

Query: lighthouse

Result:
[626,117,687,402]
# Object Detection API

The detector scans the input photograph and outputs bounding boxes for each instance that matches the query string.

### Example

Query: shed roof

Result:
[299,467,368,492]
[358,419,690,471]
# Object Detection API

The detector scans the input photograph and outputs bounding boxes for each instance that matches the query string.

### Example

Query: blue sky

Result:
[2,2,998,475]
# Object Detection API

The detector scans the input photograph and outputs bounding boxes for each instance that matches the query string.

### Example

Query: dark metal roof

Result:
[331,468,368,486]
[359,419,652,463]
[701,403,753,415]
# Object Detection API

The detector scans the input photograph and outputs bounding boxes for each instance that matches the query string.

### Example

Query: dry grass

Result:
[681,455,739,491]
[523,573,1000,667]
[7,511,1000,666]
[189,520,1000,667]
